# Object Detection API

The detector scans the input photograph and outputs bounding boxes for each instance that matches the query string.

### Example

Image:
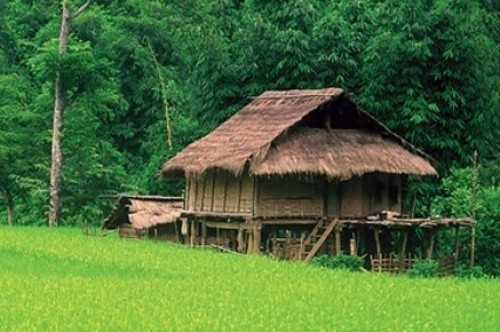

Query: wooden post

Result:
[271,227,277,254]
[216,227,220,245]
[470,150,478,267]
[201,219,207,246]
[426,229,436,260]
[247,228,254,254]
[253,222,262,255]
[349,232,356,256]
[236,227,245,253]
[189,220,194,247]
[374,229,381,257]
[454,225,460,264]
[470,225,476,267]
[335,227,341,254]
[399,229,409,271]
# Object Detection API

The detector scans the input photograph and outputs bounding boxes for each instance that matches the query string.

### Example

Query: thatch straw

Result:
[161,87,437,179]
[161,88,343,177]
[102,196,183,230]
[252,128,437,180]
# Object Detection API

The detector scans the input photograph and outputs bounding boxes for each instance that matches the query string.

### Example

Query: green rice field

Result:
[1,227,499,331]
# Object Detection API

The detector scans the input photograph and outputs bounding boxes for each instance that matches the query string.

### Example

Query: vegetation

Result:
[311,253,365,272]
[0,1,499,273]
[1,227,499,330]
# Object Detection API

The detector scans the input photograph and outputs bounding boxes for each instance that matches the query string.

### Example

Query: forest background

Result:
[0,0,499,274]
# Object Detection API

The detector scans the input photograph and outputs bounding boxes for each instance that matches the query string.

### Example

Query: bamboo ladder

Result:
[296,218,339,262]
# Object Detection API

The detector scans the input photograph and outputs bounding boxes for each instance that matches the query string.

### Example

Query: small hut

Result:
[102,195,183,241]
[161,88,475,272]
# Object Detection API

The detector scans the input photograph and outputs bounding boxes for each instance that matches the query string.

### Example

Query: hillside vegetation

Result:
[1,227,499,331]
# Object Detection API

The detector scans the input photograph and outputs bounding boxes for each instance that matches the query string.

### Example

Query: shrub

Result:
[311,253,364,271]
[454,264,486,279]
[407,259,439,278]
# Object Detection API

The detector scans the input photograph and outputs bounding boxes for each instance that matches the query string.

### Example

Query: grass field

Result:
[1,227,499,331]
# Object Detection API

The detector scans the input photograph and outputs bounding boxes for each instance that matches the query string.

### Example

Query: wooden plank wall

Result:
[338,174,403,218]
[255,175,323,217]
[186,170,254,214]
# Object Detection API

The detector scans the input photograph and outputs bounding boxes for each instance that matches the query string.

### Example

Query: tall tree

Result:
[49,0,91,226]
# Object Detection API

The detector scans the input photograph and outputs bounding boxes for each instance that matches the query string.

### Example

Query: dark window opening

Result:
[388,183,399,208]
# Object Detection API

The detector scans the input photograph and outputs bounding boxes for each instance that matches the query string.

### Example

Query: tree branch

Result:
[74,0,92,18]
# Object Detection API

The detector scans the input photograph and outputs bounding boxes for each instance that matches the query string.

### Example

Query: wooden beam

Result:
[261,219,320,225]
[182,211,252,220]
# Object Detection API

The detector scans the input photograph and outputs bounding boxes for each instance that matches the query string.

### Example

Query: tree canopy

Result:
[1,0,498,246]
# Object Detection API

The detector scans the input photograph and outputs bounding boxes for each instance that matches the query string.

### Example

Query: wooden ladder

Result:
[297,218,339,262]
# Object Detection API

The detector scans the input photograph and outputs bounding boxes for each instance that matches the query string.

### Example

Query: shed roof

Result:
[102,196,183,230]
[161,88,436,179]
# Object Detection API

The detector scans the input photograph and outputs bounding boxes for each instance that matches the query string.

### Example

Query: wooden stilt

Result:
[201,219,207,246]
[190,220,195,247]
[216,227,220,245]
[247,229,254,254]
[335,227,341,254]
[427,229,436,260]
[253,222,262,254]
[349,232,356,256]
[470,225,476,267]
[399,230,409,271]
[374,229,381,256]
[237,227,245,253]
[271,227,277,254]
[454,225,460,264]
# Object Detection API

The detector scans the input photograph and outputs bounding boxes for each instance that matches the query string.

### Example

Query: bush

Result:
[311,253,364,271]
[431,167,500,277]
[454,264,486,279]
[407,259,439,278]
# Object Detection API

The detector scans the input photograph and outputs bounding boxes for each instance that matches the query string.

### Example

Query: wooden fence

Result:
[370,254,456,275]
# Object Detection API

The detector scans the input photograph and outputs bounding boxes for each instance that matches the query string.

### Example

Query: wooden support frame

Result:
[454,225,460,264]
[427,229,436,260]
[374,229,381,257]
[201,219,207,245]
[253,221,262,255]
[335,227,342,254]
[470,225,476,267]
[398,229,409,271]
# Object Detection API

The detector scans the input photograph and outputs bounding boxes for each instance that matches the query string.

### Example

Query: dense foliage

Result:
[311,253,365,272]
[1,227,499,330]
[0,1,498,271]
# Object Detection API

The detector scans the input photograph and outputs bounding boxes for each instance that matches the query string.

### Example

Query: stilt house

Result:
[161,88,475,272]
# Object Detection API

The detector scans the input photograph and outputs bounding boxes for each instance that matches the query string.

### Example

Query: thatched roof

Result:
[252,128,437,179]
[161,88,436,179]
[102,196,183,230]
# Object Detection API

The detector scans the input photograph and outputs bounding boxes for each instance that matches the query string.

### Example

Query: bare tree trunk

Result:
[1,190,15,225]
[48,0,91,227]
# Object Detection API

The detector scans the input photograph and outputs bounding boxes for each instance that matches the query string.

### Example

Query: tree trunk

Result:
[48,1,91,226]
[1,190,15,225]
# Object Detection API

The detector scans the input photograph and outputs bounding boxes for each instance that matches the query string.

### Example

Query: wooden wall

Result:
[335,174,403,218]
[255,175,324,218]
[185,169,254,214]
[186,170,403,218]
